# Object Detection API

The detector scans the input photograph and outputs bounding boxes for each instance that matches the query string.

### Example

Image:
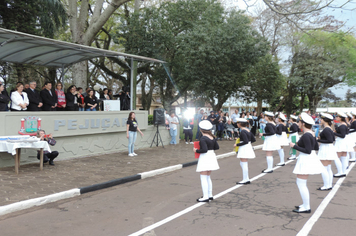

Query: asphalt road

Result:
[0,147,355,236]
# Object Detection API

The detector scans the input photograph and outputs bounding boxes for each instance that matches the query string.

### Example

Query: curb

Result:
[0,144,263,217]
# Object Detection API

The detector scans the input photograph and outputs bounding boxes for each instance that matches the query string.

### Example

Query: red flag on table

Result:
[194,141,200,159]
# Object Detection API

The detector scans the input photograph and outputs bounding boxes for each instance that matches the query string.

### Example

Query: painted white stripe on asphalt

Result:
[297,162,356,236]
[128,158,294,236]
[0,188,80,216]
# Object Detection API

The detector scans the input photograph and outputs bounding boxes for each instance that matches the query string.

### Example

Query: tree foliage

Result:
[238,54,284,113]
[288,30,356,113]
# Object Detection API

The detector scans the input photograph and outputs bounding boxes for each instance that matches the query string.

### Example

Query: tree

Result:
[239,54,284,114]
[181,9,270,111]
[67,0,132,89]
[0,0,67,85]
[116,0,229,111]
[288,31,356,113]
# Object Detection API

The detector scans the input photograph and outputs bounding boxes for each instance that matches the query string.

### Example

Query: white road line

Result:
[297,162,356,236]
[128,158,294,236]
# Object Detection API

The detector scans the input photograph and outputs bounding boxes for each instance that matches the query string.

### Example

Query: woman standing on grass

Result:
[126,112,144,157]
[194,120,220,202]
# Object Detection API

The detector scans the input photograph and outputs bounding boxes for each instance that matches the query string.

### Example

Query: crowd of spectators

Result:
[0,80,130,112]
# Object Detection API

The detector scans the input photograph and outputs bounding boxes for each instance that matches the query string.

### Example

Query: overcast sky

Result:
[224,0,356,99]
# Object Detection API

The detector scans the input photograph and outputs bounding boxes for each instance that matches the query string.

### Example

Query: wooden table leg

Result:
[40,148,44,171]
[15,148,21,175]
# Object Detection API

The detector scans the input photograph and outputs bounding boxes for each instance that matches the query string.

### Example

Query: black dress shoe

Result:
[333,174,346,178]
[237,181,251,185]
[327,187,333,190]
[288,157,296,160]
[200,196,214,201]
[295,206,300,209]
[262,169,273,173]
[276,163,285,166]
[197,198,209,202]
[49,160,55,166]
[293,209,311,213]
[317,187,329,191]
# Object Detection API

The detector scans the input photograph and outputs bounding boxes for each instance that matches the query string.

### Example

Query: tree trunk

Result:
[257,99,263,114]
[299,94,305,114]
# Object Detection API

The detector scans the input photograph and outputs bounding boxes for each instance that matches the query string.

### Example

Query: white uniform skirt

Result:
[277,132,289,146]
[237,142,256,159]
[196,150,220,172]
[293,151,324,175]
[346,134,355,150]
[318,143,338,160]
[349,132,356,144]
[262,134,281,151]
[334,137,350,152]
[288,132,299,143]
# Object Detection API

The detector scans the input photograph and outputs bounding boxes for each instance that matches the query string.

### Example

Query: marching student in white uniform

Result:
[317,113,337,191]
[234,118,256,184]
[275,113,289,166]
[287,115,300,160]
[290,113,324,213]
[259,111,281,173]
[345,112,355,163]
[194,120,220,202]
[333,112,349,177]
[349,111,356,162]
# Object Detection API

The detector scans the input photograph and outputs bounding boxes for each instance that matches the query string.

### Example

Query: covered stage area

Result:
[0,28,171,167]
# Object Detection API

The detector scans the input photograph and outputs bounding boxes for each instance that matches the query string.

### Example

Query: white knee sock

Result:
[240,161,249,182]
[278,149,284,164]
[266,156,273,170]
[340,156,348,174]
[327,165,333,188]
[207,175,213,198]
[200,175,209,199]
[321,166,329,189]
[296,178,310,210]
[350,152,356,160]
[334,158,343,175]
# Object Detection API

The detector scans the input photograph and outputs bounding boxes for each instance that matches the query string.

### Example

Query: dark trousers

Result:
[183,129,193,142]
[232,122,239,138]
[251,125,257,136]
[37,151,59,163]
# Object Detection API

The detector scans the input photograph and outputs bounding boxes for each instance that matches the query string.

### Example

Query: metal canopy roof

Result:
[0,28,165,68]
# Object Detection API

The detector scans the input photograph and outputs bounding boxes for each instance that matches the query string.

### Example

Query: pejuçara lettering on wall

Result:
[54,118,128,131]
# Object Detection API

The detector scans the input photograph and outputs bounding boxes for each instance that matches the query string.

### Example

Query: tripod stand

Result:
[150,125,164,148]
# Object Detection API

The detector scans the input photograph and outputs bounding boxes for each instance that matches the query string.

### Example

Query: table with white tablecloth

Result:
[0,140,51,174]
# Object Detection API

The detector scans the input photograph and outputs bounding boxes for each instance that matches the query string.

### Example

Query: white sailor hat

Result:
[236,118,248,123]
[299,112,315,125]
[290,115,298,120]
[275,112,279,116]
[347,112,352,118]
[278,113,287,121]
[351,111,356,116]
[264,111,274,117]
[199,120,213,130]
[320,112,333,120]
[336,111,347,118]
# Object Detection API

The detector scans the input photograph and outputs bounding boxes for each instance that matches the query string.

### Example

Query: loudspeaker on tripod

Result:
[153,108,166,126]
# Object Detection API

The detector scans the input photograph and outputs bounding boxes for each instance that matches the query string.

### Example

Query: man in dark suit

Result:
[26,81,43,111]
[40,81,57,111]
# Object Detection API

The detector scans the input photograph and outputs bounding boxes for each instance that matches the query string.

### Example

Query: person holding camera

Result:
[36,130,59,166]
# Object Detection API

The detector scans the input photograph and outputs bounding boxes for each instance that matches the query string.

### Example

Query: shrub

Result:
[148,114,153,125]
